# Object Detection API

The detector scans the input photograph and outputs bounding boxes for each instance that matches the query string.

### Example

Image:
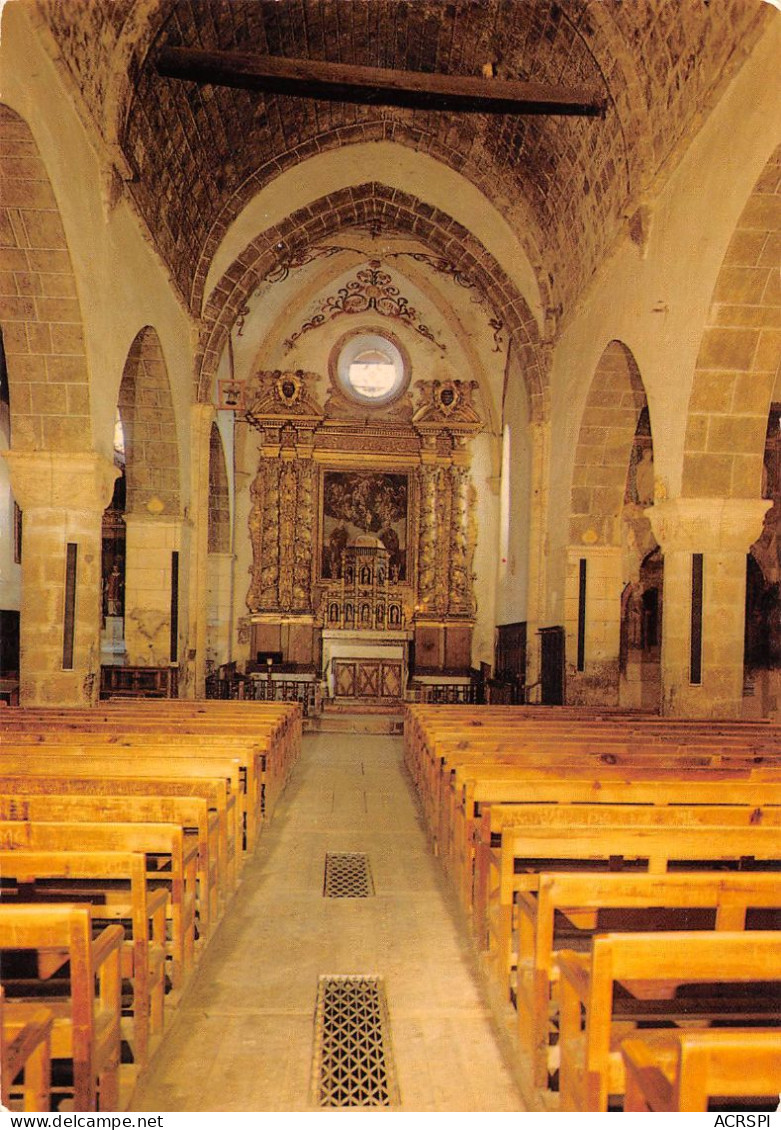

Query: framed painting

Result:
[320,470,409,582]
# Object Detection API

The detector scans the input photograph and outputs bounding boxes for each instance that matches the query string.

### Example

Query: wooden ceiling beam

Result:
[155,47,607,118]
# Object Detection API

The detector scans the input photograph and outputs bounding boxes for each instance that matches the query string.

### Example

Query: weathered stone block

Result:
[699,326,761,371]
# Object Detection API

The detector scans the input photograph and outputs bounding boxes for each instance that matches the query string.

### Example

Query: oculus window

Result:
[334,332,408,407]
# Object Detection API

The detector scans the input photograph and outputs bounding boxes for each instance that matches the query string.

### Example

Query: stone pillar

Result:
[564,545,623,706]
[207,551,235,669]
[123,513,188,674]
[185,403,215,699]
[5,450,118,706]
[524,419,551,690]
[648,498,771,719]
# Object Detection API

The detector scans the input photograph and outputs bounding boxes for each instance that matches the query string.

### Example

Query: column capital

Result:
[3,450,119,512]
[646,497,771,555]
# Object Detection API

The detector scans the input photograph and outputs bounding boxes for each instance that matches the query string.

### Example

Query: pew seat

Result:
[1,986,53,1112]
[557,930,780,1112]
[513,870,781,1087]
[0,821,198,992]
[621,1028,781,1112]
[0,849,167,1069]
[0,905,124,1111]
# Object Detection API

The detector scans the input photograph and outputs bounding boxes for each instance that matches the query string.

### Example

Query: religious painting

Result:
[320,470,409,582]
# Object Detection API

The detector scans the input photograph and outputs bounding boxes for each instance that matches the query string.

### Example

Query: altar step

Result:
[307,702,405,735]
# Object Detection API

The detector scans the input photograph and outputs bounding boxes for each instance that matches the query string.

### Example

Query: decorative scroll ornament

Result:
[235,245,360,335]
[284,261,446,352]
[387,251,505,352]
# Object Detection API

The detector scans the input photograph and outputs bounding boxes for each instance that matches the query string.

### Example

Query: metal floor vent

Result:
[311,975,398,1108]
[323,852,375,898]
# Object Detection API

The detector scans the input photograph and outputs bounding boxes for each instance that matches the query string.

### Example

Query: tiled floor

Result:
[130,730,526,1112]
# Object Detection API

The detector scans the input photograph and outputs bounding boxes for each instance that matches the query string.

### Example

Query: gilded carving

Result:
[417,466,439,611]
[292,461,316,611]
[413,379,482,428]
[244,369,324,428]
[258,461,281,607]
[277,461,298,609]
[242,361,480,650]
[246,467,264,612]
[448,466,476,616]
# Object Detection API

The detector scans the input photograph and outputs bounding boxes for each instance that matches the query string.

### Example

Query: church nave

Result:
[130,730,525,1113]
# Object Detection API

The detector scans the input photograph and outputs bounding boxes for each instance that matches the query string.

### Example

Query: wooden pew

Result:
[0,700,302,827]
[477,820,781,1010]
[0,821,197,992]
[464,775,781,921]
[0,735,263,853]
[430,742,781,863]
[0,904,124,1111]
[0,751,246,874]
[557,930,781,1112]
[1,986,52,1112]
[513,870,781,1087]
[0,849,167,1069]
[0,792,219,938]
[402,705,779,791]
[403,705,781,826]
[621,1028,781,1112]
[0,774,239,894]
[423,742,781,860]
[473,797,781,938]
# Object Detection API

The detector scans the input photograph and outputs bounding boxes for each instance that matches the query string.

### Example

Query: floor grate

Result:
[323,852,375,898]
[311,975,398,1108]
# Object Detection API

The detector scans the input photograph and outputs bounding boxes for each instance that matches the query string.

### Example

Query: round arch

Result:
[194,182,546,420]
[682,145,781,500]
[0,103,92,452]
[118,325,180,515]
[569,339,651,547]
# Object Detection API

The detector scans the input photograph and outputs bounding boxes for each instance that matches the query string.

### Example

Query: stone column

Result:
[564,545,624,706]
[123,513,189,674]
[648,498,771,718]
[524,420,551,691]
[5,450,118,706]
[207,551,235,669]
[185,403,215,699]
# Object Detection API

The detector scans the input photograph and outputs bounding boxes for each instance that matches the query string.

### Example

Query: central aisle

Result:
[131,730,525,1112]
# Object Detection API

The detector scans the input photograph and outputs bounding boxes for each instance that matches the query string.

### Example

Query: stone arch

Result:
[0,103,92,452]
[569,340,650,547]
[118,325,180,515]
[195,183,546,421]
[208,422,230,554]
[682,145,781,500]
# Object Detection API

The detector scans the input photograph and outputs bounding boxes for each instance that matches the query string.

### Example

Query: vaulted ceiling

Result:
[34,0,770,322]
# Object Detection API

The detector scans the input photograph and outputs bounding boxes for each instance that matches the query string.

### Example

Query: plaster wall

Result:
[496,378,532,626]
[470,430,498,669]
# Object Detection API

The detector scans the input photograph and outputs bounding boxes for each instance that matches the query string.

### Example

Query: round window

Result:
[334,331,408,407]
